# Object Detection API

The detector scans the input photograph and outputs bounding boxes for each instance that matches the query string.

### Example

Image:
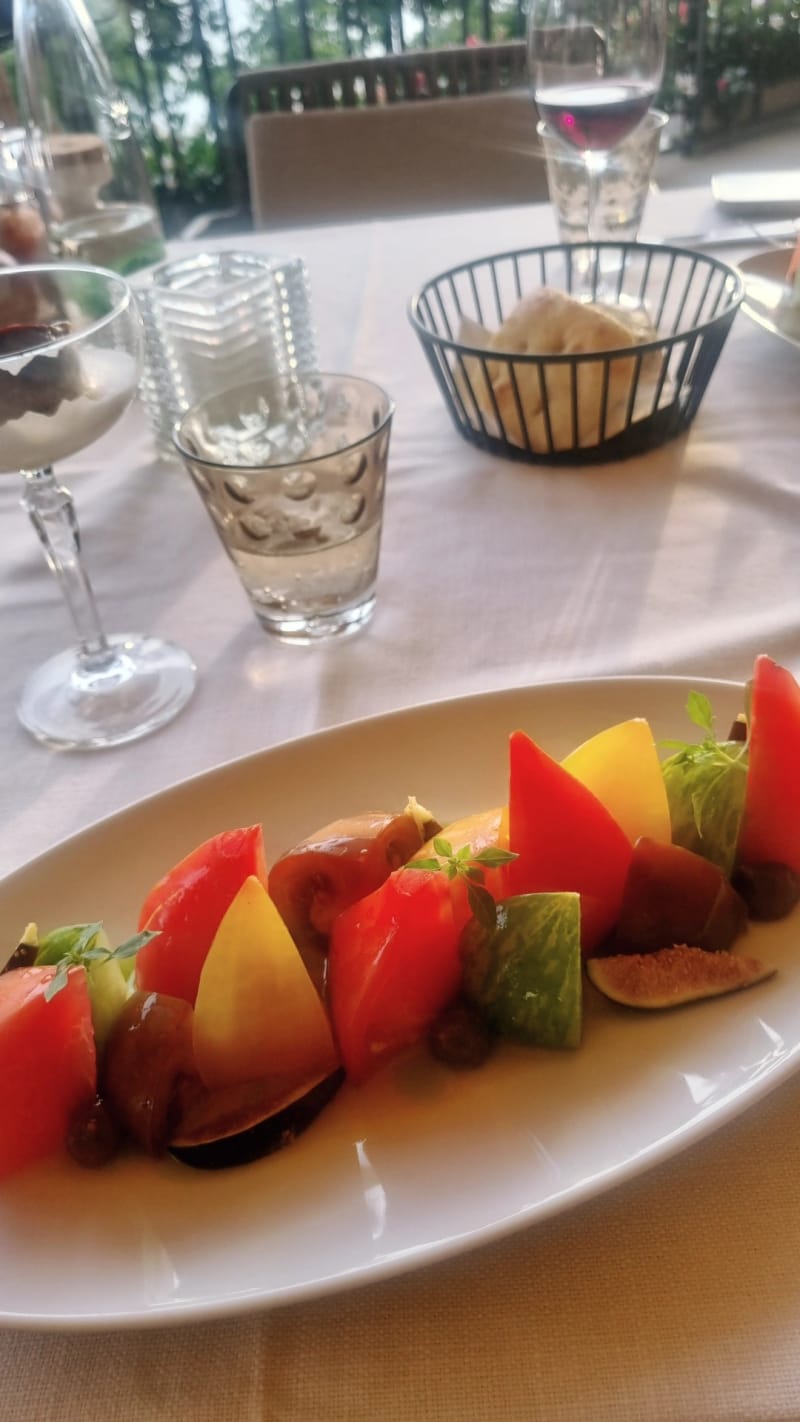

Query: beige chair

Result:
[244,92,548,229]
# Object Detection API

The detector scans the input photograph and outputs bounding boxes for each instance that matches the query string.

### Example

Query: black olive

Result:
[727,714,748,743]
[733,861,800,921]
[427,998,494,1070]
[1,940,37,974]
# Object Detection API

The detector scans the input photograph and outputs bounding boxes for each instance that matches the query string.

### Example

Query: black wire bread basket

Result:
[408,242,744,466]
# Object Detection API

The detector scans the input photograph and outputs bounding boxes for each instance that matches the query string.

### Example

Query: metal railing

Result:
[235,42,529,113]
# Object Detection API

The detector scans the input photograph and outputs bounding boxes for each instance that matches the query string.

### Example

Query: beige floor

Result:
[655,114,799,189]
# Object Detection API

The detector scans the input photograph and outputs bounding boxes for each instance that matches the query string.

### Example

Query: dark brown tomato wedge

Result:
[268,809,438,953]
[169,1068,345,1170]
[427,997,495,1070]
[732,861,800,921]
[66,1095,121,1170]
[101,990,195,1155]
[607,837,748,956]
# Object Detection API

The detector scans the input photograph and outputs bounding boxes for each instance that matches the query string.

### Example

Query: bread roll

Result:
[459,288,663,453]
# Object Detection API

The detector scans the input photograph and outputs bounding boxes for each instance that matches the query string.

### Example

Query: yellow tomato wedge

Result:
[193,876,339,1091]
[561,718,671,846]
[409,805,510,901]
[412,805,508,858]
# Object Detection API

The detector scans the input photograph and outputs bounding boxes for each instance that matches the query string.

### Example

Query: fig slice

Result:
[169,1067,344,1170]
[586,944,775,1010]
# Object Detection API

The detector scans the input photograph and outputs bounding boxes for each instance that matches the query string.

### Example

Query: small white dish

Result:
[1,675,799,1332]
[738,246,800,349]
[711,171,800,218]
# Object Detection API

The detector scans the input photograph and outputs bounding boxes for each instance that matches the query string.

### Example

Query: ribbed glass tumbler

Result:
[134,251,317,456]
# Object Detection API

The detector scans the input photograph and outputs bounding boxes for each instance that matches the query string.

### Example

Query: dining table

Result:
[2,182,800,1421]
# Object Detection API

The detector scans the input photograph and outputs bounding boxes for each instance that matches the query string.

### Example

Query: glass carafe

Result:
[13,0,166,275]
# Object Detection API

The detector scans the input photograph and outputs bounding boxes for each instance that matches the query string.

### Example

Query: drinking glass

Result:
[13,0,165,275]
[527,0,667,249]
[134,251,316,456]
[173,373,394,644]
[537,110,667,246]
[0,262,196,748]
[0,128,48,264]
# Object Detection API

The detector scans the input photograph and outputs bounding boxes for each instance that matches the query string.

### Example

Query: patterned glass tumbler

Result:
[134,251,318,456]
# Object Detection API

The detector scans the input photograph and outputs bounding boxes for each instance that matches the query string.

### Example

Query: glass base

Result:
[256,595,376,645]
[18,634,197,750]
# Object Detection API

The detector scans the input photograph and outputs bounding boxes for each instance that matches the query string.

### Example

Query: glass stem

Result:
[21,467,114,673]
[585,150,608,245]
[583,150,610,298]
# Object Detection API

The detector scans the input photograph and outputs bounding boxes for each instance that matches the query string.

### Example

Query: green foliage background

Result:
[3,0,799,228]
[82,0,535,225]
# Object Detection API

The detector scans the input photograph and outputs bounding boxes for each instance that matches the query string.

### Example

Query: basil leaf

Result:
[43,961,71,1002]
[111,930,158,961]
[473,847,518,867]
[686,690,715,735]
[35,921,103,966]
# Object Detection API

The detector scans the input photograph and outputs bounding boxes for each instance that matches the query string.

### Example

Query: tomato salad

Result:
[2,653,799,1181]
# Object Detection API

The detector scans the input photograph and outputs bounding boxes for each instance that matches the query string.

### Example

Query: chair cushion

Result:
[245,93,548,228]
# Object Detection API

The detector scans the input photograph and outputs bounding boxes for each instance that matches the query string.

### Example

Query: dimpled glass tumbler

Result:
[173,372,394,644]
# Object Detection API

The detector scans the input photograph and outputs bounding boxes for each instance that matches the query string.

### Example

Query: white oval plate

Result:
[2,675,799,1333]
[738,246,800,348]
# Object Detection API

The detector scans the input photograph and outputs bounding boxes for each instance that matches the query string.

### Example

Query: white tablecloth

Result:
[3,187,800,1420]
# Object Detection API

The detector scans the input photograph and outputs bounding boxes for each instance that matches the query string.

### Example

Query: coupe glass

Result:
[527,0,667,249]
[0,262,196,748]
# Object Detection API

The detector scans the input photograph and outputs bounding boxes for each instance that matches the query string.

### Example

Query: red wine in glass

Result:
[527,0,667,255]
[536,80,655,154]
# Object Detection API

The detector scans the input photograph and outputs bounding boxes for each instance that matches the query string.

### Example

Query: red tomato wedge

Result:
[328,868,461,1083]
[0,967,96,1180]
[507,729,633,955]
[136,826,269,1005]
[329,806,515,1082]
[738,655,800,873]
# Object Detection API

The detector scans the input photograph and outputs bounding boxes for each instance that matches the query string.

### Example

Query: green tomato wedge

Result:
[460,892,582,1049]
[85,957,130,1053]
[36,923,130,1052]
[660,691,749,879]
[661,739,748,879]
[35,923,104,966]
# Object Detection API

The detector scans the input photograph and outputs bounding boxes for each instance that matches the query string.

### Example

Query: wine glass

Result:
[527,0,667,257]
[0,262,196,748]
